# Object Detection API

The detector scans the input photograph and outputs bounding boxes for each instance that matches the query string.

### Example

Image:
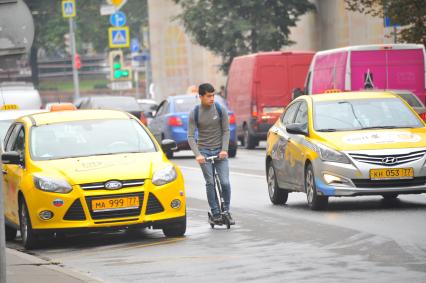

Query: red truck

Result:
[226,51,314,149]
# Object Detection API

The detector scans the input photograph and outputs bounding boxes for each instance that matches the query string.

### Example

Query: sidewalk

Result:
[6,248,103,283]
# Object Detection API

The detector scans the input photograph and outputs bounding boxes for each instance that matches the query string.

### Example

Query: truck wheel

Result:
[267,163,288,204]
[305,164,328,210]
[243,126,256,149]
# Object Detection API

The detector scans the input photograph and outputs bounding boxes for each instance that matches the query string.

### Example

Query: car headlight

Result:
[152,165,177,186]
[313,142,351,164]
[33,175,72,194]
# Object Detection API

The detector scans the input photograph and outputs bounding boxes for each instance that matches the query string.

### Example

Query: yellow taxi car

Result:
[2,109,185,249]
[266,92,426,210]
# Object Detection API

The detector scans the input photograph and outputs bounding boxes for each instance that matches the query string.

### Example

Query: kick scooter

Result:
[205,155,233,229]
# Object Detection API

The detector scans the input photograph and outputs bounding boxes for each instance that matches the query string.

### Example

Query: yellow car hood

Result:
[314,128,426,151]
[33,152,165,185]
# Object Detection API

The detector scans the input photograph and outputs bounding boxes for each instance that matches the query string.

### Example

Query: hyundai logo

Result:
[382,157,398,165]
[105,180,122,190]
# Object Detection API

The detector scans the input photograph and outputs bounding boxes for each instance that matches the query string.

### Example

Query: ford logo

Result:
[382,157,398,165]
[105,180,122,190]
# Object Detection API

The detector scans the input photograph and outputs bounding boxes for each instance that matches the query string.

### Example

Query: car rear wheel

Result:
[228,146,237,158]
[19,199,39,249]
[267,163,288,205]
[243,125,257,149]
[5,225,17,241]
[305,164,328,210]
[162,215,186,237]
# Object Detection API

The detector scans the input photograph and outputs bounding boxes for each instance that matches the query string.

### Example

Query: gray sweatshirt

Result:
[187,103,230,157]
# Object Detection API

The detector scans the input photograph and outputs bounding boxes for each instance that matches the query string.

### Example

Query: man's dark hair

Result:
[198,83,215,96]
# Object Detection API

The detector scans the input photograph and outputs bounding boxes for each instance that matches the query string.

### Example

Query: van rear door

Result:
[351,48,425,102]
[256,57,288,123]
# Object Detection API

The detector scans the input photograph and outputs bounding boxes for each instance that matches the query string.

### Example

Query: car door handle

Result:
[2,169,7,175]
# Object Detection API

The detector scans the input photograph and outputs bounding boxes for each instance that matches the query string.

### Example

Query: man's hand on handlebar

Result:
[219,151,228,159]
[196,155,206,164]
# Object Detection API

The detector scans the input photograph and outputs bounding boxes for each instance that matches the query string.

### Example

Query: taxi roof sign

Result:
[1,104,19,110]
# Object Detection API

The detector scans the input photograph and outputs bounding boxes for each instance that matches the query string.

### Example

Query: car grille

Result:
[352,177,426,188]
[349,150,426,166]
[80,179,145,190]
[63,199,86,221]
[145,193,164,215]
[85,192,144,220]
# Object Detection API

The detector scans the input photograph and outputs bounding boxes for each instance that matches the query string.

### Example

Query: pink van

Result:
[304,44,426,103]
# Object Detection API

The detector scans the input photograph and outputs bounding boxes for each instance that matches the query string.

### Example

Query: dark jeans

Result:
[199,148,231,216]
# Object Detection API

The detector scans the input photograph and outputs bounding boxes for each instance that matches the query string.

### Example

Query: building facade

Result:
[148,0,396,101]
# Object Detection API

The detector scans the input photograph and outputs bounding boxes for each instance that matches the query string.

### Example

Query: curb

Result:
[7,248,104,283]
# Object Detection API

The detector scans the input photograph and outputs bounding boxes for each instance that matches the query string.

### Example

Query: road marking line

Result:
[179,165,265,179]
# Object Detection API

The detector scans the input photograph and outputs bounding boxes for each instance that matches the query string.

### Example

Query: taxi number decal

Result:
[92,196,139,211]
[370,168,414,180]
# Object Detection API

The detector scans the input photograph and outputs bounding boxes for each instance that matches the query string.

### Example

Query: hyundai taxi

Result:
[2,109,185,249]
[266,92,426,210]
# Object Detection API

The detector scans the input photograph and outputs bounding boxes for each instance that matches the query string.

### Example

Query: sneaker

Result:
[212,214,223,224]
[225,212,235,225]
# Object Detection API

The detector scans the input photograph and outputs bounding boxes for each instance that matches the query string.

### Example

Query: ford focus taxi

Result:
[266,92,426,210]
[2,109,185,249]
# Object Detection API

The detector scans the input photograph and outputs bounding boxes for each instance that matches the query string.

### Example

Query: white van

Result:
[0,82,42,109]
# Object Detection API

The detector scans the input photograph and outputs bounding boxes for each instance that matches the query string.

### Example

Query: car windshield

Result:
[313,98,424,132]
[30,119,156,160]
[173,96,199,112]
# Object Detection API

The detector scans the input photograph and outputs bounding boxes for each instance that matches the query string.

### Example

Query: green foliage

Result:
[174,0,316,74]
[344,0,426,47]
[24,0,148,55]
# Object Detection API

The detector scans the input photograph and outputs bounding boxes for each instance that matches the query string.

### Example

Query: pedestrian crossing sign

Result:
[62,0,76,18]
[108,26,130,48]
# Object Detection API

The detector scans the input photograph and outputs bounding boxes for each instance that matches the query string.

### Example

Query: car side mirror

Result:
[286,123,308,136]
[292,88,305,100]
[161,139,178,152]
[2,151,23,165]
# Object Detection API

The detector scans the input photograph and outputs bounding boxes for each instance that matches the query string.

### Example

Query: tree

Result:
[23,0,148,86]
[344,0,426,46]
[173,0,315,74]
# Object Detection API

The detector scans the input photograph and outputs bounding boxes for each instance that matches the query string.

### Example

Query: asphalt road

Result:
[7,146,426,282]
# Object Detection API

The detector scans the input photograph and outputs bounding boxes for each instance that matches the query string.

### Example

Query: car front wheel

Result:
[162,215,186,237]
[305,164,328,210]
[5,225,17,241]
[19,199,39,249]
[267,163,288,205]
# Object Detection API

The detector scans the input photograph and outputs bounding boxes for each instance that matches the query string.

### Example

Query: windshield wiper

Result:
[316,128,338,132]
[360,126,399,130]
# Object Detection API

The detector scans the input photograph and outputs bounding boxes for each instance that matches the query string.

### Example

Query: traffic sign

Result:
[110,11,126,27]
[62,0,76,18]
[110,81,132,90]
[130,38,139,53]
[108,0,127,10]
[100,4,116,15]
[108,26,129,48]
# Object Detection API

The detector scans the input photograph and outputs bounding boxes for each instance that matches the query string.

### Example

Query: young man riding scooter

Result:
[187,83,235,225]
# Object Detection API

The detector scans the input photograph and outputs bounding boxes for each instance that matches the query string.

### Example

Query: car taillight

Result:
[420,112,426,121]
[251,104,257,118]
[168,116,183,126]
[229,113,236,124]
[140,113,148,126]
